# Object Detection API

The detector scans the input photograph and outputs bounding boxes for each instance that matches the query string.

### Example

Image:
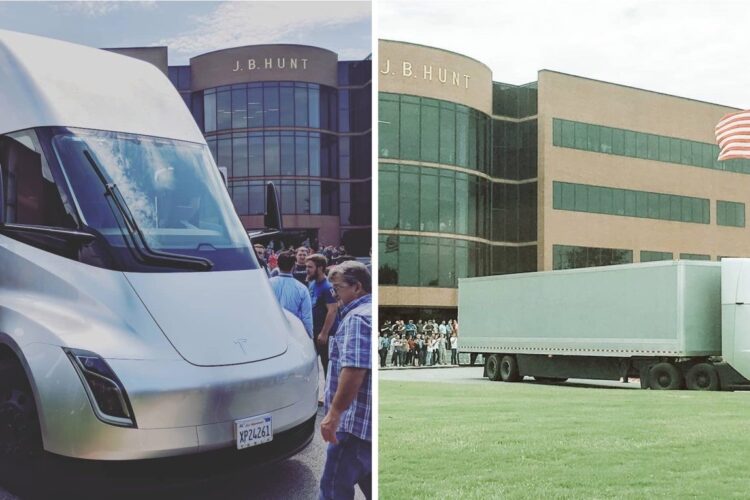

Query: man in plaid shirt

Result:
[319,260,372,500]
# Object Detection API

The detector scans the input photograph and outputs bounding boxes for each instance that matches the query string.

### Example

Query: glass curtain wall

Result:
[196,82,339,218]
[379,90,538,287]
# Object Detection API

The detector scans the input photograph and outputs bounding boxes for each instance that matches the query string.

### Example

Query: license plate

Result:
[235,414,273,450]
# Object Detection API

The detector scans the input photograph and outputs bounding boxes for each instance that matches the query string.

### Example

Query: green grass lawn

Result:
[379,380,750,499]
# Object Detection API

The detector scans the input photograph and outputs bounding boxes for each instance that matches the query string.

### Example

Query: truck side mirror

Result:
[218,166,228,188]
[0,137,5,225]
[264,181,282,231]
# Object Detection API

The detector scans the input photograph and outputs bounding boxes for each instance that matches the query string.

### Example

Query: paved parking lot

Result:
[380,365,642,389]
[1,365,366,500]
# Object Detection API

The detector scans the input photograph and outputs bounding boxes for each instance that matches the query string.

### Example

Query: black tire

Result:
[0,359,42,490]
[649,362,684,390]
[500,355,521,382]
[533,376,568,384]
[486,354,502,381]
[685,363,720,391]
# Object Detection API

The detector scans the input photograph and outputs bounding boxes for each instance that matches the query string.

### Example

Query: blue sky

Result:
[0,1,371,64]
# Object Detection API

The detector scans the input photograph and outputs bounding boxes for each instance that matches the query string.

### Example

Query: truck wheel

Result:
[685,363,720,391]
[0,359,42,488]
[500,355,521,382]
[486,354,503,381]
[649,362,684,390]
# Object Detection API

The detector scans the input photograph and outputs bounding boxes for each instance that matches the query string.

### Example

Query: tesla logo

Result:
[234,338,248,354]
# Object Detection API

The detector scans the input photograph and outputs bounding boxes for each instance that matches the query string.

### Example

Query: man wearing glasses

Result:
[318,261,372,500]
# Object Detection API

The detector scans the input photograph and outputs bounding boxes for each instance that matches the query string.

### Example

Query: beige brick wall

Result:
[537,70,749,269]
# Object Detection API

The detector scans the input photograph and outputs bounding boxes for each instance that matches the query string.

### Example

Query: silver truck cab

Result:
[0,30,318,464]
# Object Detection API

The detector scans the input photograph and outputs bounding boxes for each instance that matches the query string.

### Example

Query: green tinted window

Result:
[624,130,637,157]
[612,128,625,155]
[658,136,670,162]
[400,101,420,160]
[553,118,562,147]
[552,181,710,224]
[439,104,456,165]
[379,93,491,173]
[680,253,711,261]
[399,236,419,285]
[552,244,633,270]
[399,171,419,230]
[455,109,469,167]
[420,170,439,232]
[641,250,673,262]
[420,103,439,162]
[379,164,398,229]
[379,234,502,287]
[420,237,439,286]
[439,172,456,233]
[379,99,399,158]
[587,124,600,152]
[600,187,613,214]
[648,134,659,160]
[438,239,456,287]
[551,117,749,175]
[574,122,587,149]
[636,132,648,159]
[600,126,613,154]
[717,200,746,227]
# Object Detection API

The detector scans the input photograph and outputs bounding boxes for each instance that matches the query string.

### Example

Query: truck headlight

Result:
[65,348,136,428]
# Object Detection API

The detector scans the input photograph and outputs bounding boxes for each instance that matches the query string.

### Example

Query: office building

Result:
[378,39,749,319]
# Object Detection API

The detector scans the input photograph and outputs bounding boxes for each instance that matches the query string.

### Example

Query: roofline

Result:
[493,80,538,89]
[538,69,741,111]
[101,46,167,51]
[378,39,493,73]
[190,43,339,62]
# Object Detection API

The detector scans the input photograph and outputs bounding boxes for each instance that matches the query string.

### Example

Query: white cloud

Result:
[160,1,371,59]
[52,1,156,18]
[379,0,750,108]
[52,1,120,17]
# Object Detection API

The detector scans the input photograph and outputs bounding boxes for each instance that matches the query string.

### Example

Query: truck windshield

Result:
[51,129,256,272]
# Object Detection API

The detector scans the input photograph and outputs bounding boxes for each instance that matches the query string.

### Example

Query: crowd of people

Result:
[378,319,460,368]
[253,241,354,275]
[257,242,373,497]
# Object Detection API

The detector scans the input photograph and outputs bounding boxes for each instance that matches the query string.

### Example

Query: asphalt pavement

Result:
[0,406,367,500]
[380,365,642,389]
[0,363,366,500]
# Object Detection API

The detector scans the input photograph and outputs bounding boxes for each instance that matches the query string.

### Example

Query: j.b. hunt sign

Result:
[380,59,471,89]
[233,57,309,72]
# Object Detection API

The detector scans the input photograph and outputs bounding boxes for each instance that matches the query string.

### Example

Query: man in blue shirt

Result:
[404,319,416,338]
[269,251,313,338]
[319,260,371,500]
[306,254,338,380]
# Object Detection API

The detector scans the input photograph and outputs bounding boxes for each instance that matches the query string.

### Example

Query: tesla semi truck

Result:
[0,29,318,468]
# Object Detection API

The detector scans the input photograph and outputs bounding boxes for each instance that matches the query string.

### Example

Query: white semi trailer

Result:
[459,260,750,390]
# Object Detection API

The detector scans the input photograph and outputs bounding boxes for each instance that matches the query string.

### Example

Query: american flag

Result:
[716,109,750,161]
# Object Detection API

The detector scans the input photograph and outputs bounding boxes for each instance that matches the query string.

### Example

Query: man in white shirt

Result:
[450,333,459,365]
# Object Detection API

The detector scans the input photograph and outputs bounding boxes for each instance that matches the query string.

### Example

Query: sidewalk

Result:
[379,364,464,371]
[379,353,485,370]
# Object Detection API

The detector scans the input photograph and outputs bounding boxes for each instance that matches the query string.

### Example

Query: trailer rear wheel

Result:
[500,355,521,382]
[649,362,683,390]
[685,363,720,391]
[486,354,503,381]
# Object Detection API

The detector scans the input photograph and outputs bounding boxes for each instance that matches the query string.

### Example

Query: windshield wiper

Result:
[83,150,213,271]
[0,223,96,243]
